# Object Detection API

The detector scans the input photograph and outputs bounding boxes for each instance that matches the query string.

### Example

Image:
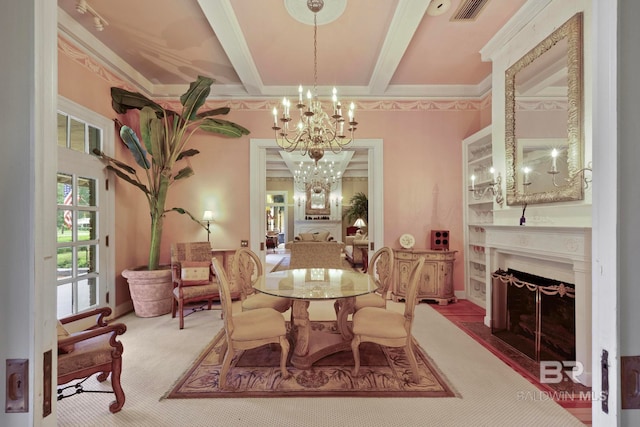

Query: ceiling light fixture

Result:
[76,0,109,31]
[293,159,341,192]
[271,0,357,165]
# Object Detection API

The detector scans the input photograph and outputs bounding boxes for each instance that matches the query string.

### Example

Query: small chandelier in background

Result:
[293,159,341,192]
[271,0,358,164]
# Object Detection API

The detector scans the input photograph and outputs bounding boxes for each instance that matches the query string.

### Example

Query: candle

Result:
[551,148,558,172]
[349,102,355,122]
[332,87,337,112]
[523,166,531,184]
[272,107,277,126]
[471,174,476,190]
[489,166,496,183]
[298,85,303,103]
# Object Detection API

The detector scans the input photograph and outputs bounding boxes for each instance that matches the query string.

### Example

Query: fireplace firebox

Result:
[491,269,576,362]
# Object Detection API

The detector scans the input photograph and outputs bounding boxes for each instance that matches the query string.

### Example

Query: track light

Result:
[75,0,109,31]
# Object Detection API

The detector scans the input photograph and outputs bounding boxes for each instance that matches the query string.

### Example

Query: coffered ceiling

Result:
[57,0,532,176]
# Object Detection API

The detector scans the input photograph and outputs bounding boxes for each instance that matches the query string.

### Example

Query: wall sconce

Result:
[294,195,306,207]
[547,154,593,189]
[522,148,593,190]
[331,196,342,207]
[469,167,504,206]
[202,210,214,242]
[76,0,109,31]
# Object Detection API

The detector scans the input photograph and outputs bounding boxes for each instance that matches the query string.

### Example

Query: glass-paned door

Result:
[56,104,112,318]
[266,191,288,245]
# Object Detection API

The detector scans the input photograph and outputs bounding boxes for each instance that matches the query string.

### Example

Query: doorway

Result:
[249,139,384,266]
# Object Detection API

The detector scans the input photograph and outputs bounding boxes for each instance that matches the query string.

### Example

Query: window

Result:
[56,98,114,318]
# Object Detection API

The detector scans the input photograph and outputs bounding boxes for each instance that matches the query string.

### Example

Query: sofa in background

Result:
[345,232,368,267]
[288,241,344,269]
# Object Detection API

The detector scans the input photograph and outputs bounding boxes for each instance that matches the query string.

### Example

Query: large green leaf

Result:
[180,76,214,121]
[174,167,194,181]
[120,126,151,169]
[92,149,136,175]
[139,107,155,155]
[105,165,149,194]
[177,149,199,161]
[196,107,231,118]
[111,87,164,115]
[199,117,250,137]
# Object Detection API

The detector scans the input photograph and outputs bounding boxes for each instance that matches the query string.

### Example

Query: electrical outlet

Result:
[240,240,248,247]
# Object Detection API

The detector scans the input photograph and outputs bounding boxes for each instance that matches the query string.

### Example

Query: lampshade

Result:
[353,218,366,228]
[202,210,214,221]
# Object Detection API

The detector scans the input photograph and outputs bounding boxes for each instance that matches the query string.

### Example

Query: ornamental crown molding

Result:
[59,34,491,112]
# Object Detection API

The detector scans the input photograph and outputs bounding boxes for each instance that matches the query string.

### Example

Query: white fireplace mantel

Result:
[483,225,592,386]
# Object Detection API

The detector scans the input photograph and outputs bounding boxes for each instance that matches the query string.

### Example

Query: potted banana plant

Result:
[93,75,250,317]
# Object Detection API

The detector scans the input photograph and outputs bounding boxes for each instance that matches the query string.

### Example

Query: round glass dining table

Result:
[253,268,375,369]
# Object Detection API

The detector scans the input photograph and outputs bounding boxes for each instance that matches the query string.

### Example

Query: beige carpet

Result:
[164,322,455,398]
[56,300,585,426]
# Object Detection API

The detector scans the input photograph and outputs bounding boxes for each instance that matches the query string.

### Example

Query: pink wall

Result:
[58,40,486,309]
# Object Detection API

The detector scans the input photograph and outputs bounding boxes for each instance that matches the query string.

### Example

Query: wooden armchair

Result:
[212,258,290,389]
[57,307,127,413]
[351,256,425,383]
[335,246,394,317]
[232,248,291,313]
[170,242,220,329]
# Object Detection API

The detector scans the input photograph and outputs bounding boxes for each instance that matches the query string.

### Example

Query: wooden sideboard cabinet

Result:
[391,249,457,305]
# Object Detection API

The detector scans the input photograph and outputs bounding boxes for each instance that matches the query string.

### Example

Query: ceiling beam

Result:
[197,0,264,96]
[368,0,433,95]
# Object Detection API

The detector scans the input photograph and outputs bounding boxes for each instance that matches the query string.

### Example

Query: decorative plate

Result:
[399,233,415,249]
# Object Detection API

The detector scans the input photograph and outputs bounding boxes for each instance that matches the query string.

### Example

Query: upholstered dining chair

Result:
[170,241,220,329]
[211,258,291,389]
[351,256,426,383]
[232,248,292,313]
[57,307,127,413]
[334,246,394,316]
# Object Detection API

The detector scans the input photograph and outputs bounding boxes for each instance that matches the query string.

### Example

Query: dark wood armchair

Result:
[57,307,127,413]
[170,242,220,329]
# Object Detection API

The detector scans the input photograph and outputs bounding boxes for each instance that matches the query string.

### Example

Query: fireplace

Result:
[483,225,591,386]
[491,269,576,362]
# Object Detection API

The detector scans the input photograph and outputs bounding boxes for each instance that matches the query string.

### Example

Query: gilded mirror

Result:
[305,182,330,215]
[505,13,583,205]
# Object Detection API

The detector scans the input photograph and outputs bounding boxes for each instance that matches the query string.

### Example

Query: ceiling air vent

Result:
[451,0,489,21]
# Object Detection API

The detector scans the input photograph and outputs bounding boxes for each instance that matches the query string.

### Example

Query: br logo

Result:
[539,361,584,383]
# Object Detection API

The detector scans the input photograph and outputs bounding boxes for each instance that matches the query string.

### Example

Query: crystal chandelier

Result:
[293,159,341,192]
[271,0,357,164]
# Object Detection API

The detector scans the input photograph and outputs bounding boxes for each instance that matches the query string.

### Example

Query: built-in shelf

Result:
[462,125,493,308]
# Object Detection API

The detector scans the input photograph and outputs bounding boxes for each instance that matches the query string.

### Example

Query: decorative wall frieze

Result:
[58,36,138,92]
[58,34,493,112]
[516,98,568,111]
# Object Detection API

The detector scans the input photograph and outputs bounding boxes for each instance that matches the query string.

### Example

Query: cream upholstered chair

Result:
[232,248,291,313]
[351,256,425,383]
[334,246,394,316]
[212,258,290,389]
[57,307,127,413]
[170,242,220,329]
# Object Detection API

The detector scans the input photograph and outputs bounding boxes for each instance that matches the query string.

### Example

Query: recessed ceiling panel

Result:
[391,0,527,86]
[231,0,397,87]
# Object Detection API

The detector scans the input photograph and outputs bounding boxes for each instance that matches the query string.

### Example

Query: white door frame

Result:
[250,139,384,266]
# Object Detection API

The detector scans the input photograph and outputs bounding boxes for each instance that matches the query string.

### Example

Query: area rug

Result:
[164,322,457,398]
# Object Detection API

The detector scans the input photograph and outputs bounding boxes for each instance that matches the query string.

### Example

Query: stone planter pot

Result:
[122,267,173,318]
